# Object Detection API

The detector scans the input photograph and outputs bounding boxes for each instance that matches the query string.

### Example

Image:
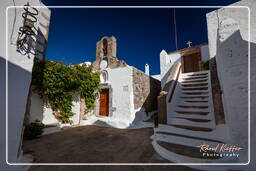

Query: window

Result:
[100,70,108,83]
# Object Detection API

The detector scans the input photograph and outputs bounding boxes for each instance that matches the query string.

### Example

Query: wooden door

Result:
[99,89,109,116]
[182,52,201,73]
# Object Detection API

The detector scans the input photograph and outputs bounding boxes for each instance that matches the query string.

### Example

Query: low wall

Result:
[29,92,81,125]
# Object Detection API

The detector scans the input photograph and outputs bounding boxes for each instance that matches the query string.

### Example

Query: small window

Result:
[100,70,108,83]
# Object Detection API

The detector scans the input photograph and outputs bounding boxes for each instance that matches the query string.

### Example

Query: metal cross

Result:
[186,41,192,47]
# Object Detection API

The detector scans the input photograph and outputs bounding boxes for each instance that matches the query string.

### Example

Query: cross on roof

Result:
[186,41,192,47]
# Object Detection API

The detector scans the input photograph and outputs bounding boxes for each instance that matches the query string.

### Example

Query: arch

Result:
[100,70,108,83]
[102,38,108,56]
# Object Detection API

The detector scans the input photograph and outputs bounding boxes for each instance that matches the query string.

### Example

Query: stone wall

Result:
[132,67,161,112]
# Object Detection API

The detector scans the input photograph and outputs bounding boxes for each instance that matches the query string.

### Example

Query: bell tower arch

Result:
[93,36,126,70]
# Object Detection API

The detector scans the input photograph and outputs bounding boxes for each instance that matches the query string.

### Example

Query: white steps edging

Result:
[154,124,229,143]
[170,112,213,120]
[152,140,234,171]
[168,118,215,129]
[151,133,222,149]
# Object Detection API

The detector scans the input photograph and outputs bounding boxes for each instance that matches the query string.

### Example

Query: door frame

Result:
[99,88,109,116]
[181,47,202,73]
[96,84,113,117]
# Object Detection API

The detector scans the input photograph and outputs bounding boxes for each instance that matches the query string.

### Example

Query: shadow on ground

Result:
[22,125,196,171]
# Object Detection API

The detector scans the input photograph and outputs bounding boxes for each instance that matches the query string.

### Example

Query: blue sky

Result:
[42,0,239,75]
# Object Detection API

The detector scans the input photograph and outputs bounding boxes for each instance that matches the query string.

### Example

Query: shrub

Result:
[24,121,44,139]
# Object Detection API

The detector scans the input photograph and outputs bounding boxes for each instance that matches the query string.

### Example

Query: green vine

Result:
[31,59,100,123]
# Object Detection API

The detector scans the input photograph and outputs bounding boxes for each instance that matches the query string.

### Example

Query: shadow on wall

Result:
[162,60,181,92]
[161,59,181,90]
[24,57,45,125]
[0,57,33,163]
[208,57,225,125]
[141,77,161,113]
[0,56,7,166]
[213,29,255,163]
[130,76,161,127]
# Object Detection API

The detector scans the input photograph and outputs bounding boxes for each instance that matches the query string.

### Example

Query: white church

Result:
[28,36,161,128]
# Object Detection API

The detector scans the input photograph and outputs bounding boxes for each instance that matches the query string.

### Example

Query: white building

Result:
[81,36,161,128]
[155,43,210,88]
[28,36,161,129]
[0,0,50,170]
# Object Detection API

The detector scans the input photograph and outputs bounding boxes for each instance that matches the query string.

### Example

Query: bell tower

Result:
[93,36,126,70]
[96,36,117,60]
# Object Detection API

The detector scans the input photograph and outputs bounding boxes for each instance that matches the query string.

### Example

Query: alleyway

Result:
[23,125,196,171]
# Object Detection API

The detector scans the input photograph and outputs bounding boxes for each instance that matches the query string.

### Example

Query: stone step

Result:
[181,91,209,95]
[177,101,209,107]
[180,95,209,99]
[176,106,210,113]
[181,70,210,76]
[170,112,213,120]
[177,105,209,109]
[155,124,230,143]
[182,75,208,80]
[182,79,208,84]
[182,72,208,77]
[179,85,209,91]
[181,83,208,87]
[152,140,236,169]
[183,99,209,103]
[181,86,209,91]
[151,133,220,149]
[182,73,209,78]
[168,118,215,129]
[181,80,208,85]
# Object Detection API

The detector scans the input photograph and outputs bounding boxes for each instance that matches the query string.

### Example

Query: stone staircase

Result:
[151,70,235,171]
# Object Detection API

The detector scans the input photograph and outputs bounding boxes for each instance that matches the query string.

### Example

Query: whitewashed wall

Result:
[29,92,81,125]
[0,0,50,169]
[70,94,80,125]
[207,0,255,168]
[200,44,210,62]
[94,66,135,128]
[160,50,181,88]
[160,50,181,79]
[29,92,45,123]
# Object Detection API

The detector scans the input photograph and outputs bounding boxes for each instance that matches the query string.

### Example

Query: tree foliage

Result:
[31,59,100,123]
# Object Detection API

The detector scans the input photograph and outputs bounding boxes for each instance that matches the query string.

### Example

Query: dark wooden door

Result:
[99,89,109,116]
[182,52,201,73]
